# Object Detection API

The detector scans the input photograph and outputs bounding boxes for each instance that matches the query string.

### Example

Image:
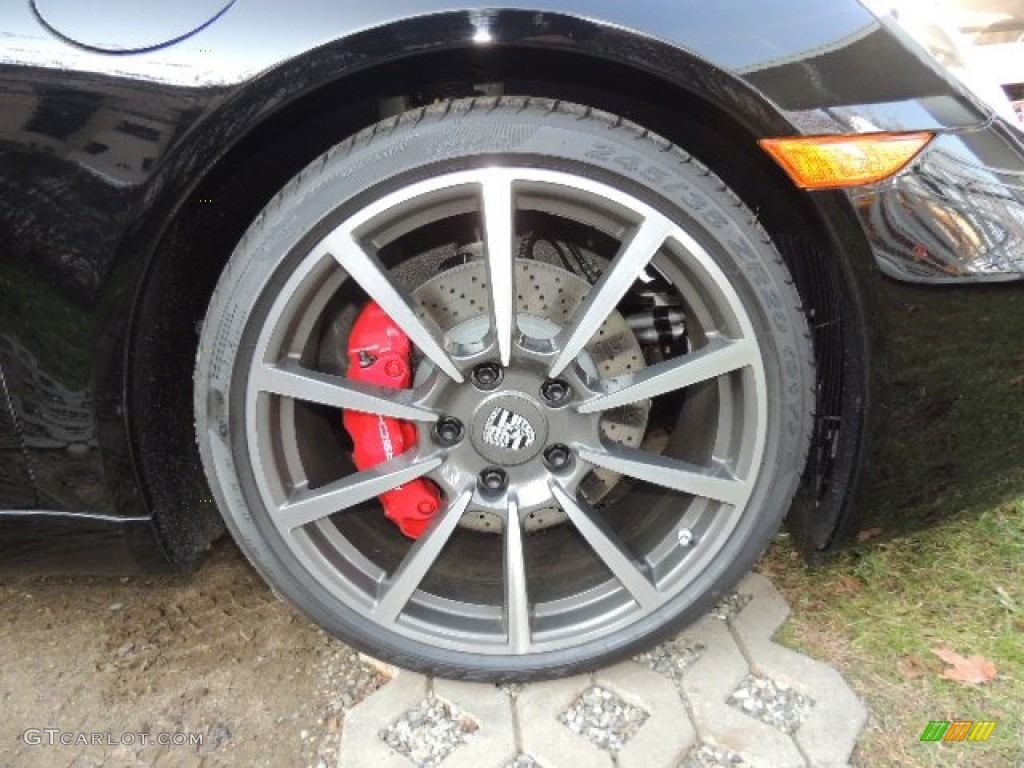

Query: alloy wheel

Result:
[244,167,767,655]
[196,98,813,678]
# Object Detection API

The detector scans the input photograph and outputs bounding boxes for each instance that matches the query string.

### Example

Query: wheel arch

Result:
[126,17,872,568]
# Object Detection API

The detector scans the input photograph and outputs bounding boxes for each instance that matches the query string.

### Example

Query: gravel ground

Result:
[633,634,706,686]
[726,674,814,733]
[559,686,649,753]
[2,543,812,768]
[709,591,752,621]
[680,744,750,767]
[0,542,385,768]
[379,696,477,767]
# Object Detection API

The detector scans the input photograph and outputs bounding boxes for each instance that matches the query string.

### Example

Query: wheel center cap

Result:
[471,393,548,466]
[483,407,536,450]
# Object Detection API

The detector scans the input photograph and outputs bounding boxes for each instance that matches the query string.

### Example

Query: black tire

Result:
[195,97,814,681]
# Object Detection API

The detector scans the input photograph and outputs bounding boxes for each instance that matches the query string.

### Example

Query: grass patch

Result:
[759,500,1023,767]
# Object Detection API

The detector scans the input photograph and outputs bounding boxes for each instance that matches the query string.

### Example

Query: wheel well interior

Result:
[130,45,865,569]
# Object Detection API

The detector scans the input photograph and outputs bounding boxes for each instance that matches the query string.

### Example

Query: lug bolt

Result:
[478,467,508,493]
[543,443,573,471]
[471,362,503,390]
[541,379,571,404]
[434,417,464,446]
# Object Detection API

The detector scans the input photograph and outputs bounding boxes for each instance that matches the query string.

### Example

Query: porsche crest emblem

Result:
[482,407,536,450]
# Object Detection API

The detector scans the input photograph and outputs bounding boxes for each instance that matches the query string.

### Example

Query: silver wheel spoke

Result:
[277,452,442,531]
[255,361,439,421]
[579,445,748,505]
[320,230,463,382]
[549,216,674,377]
[504,496,531,653]
[482,177,516,366]
[373,490,473,623]
[577,336,756,414]
[550,483,661,610]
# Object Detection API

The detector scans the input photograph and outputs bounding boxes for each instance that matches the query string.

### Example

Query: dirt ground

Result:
[0,542,386,768]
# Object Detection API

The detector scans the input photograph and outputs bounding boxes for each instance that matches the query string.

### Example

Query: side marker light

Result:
[760,132,934,189]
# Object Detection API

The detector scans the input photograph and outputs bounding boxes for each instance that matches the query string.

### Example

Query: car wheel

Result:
[195,97,814,680]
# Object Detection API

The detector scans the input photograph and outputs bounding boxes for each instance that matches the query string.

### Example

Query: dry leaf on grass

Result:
[931,647,998,685]
[855,527,882,543]
[898,656,925,680]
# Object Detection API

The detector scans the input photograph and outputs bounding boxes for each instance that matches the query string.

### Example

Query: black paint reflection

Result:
[0,512,149,573]
[0,65,214,514]
[854,125,1024,282]
[0,353,37,508]
[856,280,1024,535]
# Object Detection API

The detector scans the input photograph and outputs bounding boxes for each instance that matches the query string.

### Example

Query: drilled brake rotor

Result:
[412,258,651,532]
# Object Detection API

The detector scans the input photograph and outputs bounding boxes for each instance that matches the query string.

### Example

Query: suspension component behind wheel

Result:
[342,302,442,538]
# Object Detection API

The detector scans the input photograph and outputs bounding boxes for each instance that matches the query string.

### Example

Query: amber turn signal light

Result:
[759,132,933,190]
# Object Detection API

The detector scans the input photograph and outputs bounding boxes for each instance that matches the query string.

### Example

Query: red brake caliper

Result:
[342,302,443,538]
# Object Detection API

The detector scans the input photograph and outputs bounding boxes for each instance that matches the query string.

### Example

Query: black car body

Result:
[2,0,1023,677]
